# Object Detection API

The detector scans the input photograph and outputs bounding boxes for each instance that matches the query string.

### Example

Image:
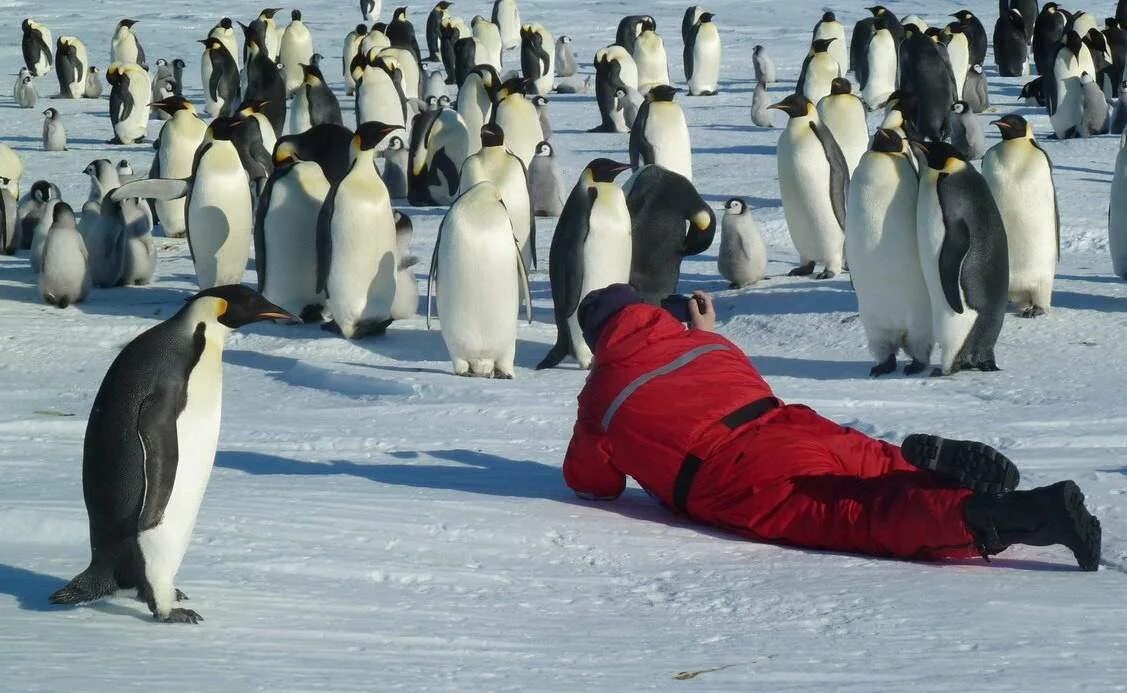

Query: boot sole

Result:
[901,435,1020,494]
[1060,481,1102,572]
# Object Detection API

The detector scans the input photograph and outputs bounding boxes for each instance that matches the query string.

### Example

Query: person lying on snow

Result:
[563,284,1102,571]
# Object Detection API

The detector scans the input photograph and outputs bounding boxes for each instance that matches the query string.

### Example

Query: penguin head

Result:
[829,78,852,96]
[767,93,813,119]
[355,23,368,35]
[150,96,195,117]
[535,141,554,157]
[1065,30,1083,57]
[31,180,56,203]
[871,128,905,154]
[291,10,302,22]
[437,1,454,10]
[83,159,110,178]
[584,158,632,184]
[532,95,549,108]
[52,202,76,228]
[821,11,836,23]
[393,7,408,22]
[916,142,966,172]
[648,85,679,102]
[867,6,889,18]
[951,100,969,115]
[220,17,233,30]
[117,160,132,176]
[971,63,983,75]
[561,35,572,45]
[261,8,281,20]
[1080,71,1095,86]
[480,124,506,148]
[42,107,58,120]
[22,75,32,86]
[118,19,139,29]
[199,37,225,52]
[811,38,836,53]
[191,285,297,328]
[373,22,388,33]
[700,12,715,23]
[156,58,168,68]
[753,44,763,55]
[724,198,747,214]
[387,135,405,151]
[437,94,452,108]
[300,64,324,84]
[950,10,974,23]
[641,17,657,33]
[353,121,401,153]
[1086,28,1108,54]
[173,58,186,70]
[990,114,1032,141]
[205,117,239,142]
[497,77,530,99]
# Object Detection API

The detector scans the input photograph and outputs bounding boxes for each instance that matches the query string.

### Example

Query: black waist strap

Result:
[672,398,779,514]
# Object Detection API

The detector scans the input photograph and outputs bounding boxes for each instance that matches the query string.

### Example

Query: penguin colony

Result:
[0,1,1122,622]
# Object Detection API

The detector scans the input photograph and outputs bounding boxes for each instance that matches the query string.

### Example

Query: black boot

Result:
[901,434,1020,494]
[963,481,1102,571]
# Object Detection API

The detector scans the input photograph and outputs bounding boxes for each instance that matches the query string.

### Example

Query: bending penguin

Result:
[49,285,294,623]
[107,63,150,144]
[22,19,53,77]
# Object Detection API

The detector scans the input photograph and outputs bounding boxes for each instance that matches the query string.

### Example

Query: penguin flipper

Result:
[111,178,190,202]
[136,385,183,532]
[252,172,275,291]
[315,187,336,296]
[426,223,444,329]
[684,29,695,81]
[937,211,970,315]
[1031,140,1062,260]
[810,121,849,230]
[433,149,461,199]
[515,236,533,325]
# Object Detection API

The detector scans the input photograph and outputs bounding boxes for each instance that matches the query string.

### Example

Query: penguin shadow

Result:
[224,349,417,400]
[710,277,860,316]
[1052,163,1113,178]
[78,285,196,319]
[0,563,68,612]
[1056,273,1127,286]
[1050,290,1127,313]
[687,144,776,156]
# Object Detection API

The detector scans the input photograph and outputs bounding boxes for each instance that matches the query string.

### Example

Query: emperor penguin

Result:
[592,46,639,132]
[29,195,60,274]
[681,6,705,46]
[845,129,933,376]
[629,85,692,182]
[110,19,146,69]
[119,194,157,286]
[85,67,103,99]
[492,0,521,50]
[318,121,402,339]
[1,146,25,201]
[538,159,633,370]
[528,141,565,217]
[15,74,37,109]
[532,95,552,140]
[356,53,408,130]
[1049,31,1091,140]
[950,10,986,67]
[812,12,848,74]
[963,64,989,113]
[862,16,898,111]
[21,19,53,77]
[291,64,343,134]
[343,24,368,96]
[617,86,645,129]
[233,101,279,190]
[521,24,556,95]
[797,38,841,105]
[950,101,986,160]
[380,45,422,100]
[1114,80,1127,135]
[556,36,577,77]
[150,77,177,122]
[944,23,971,104]
[385,7,422,63]
[769,93,848,278]
[280,10,315,95]
[439,15,471,82]
[751,82,774,127]
[900,26,955,142]
[472,17,504,74]
[623,165,715,303]
[718,198,767,289]
[429,181,532,378]
[243,31,287,137]
[1034,4,1068,78]
[460,124,536,270]
[49,285,295,623]
[150,97,207,239]
[361,0,381,23]
[633,19,671,93]
[753,45,775,86]
[1080,72,1110,136]
[107,63,150,144]
[391,210,419,320]
[112,119,253,289]
[381,135,410,198]
[55,36,89,99]
[407,105,471,206]
[38,203,89,308]
[916,142,1009,375]
[425,2,453,62]
[208,18,239,67]
[685,12,721,96]
[616,15,653,55]
[0,185,18,256]
[816,78,867,175]
[246,8,283,62]
[84,158,120,204]
[199,37,240,118]
[983,115,1060,318]
[16,180,59,251]
[42,108,67,151]
[492,78,544,169]
[273,124,354,187]
[1111,129,1127,278]
[254,144,333,321]
[994,9,1029,77]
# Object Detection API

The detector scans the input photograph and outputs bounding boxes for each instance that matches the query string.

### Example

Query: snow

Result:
[2,0,1126,689]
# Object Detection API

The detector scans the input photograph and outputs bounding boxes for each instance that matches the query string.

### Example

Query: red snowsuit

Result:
[563,304,980,560]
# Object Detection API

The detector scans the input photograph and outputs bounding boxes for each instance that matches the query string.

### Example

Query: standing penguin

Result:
[472,16,504,73]
[381,135,410,199]
[521,24,556,95]
[84,159,120,205]
[279,11,315,95]
[492,0,521,50]
[624,165,715,303]
[963,64,990,113]
[290,64,343,134]
[633,19,671,93]
[15,74,37,109]
[30,195,60,274]
[983,115,1059,318]
[901,26,955,142]
[356,53,408,130]
[361,0,381,23]
[531,95,552,140]
[492,78,544,169]
[460,124,536,270]
[950,101,986,160]
[244,32,287,137]
[629,85,692,181]
[107,63,150,144]
[318,122,402,339]
[751,82,774,127]
[38,203,89,308]
[110,19,146,68]
[343,24,368,96]
[199,37,240,119]
[718,198,767,289]
[538,159,633,370]
[846,129,932,376]
[769,93,848,278]
[207,18,239,68]
[1049,32,1090,140]
[916,142,1009,375]
[55,36,88,99]
[386,7,422,63]
[950,10,987,68]
[1080,72,1110,136]
[1111,130,1127,278]
[21,19,53,77]
[0,184,18,256]
[945,24,972,102]
[994,9,1029,77]
[528,141,565,217]
[150,77,177,122]
[42,108,66,151]
[812,12,848,74]
[862,17,898,111]
[816,78,867,175]
[119,194,157,286]
[592,46,639,133]
[49,285,294,623]
[85,67,103,99]
[16,181,60,251]
[390,211,418,320]
[149,98,207,239]
[556,36,577,77]
[753,45,775,86]
[429,182,532,378]
[797,38,841,105]
[1034,4,1068,78]
[425,2,453,62]
[685,12,721,96]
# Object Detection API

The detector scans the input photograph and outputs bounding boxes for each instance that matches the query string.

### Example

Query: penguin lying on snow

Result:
[50,285,296,623]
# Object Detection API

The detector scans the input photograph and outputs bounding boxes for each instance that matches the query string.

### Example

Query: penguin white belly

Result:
[862,32,897,110]
[495,100,543,169]
[457,86,492,155]
[462,153,534,270]
[818,97,868,175]
[846,154,932,363]
[40,229,89,304]
[289,90,313,134]
[718,222,767,288]
[1111,145,1127,278]
[568,186,632,367]
[200,57,221,117]
[802,55,838,104]
[1052,57,1084,139]
[357,71,405,129]
[645,103,693,181]
[112,35,139,66]
[475,25,503,71]
[777,127,843,268]
[255,115,277,156]
[137,332,224,617]
[948,34,970,101]
[326,177,398,337]
[392,265,417,319]
[917,179,977,373]
[263,164,330,315]
[496,1,521,49]
[117,72,151,143]
[66,44,89,98]
[984,148,1056,308]
[187,145,252,289]
[634,34,670,92]
[384,49,420,100]
[688,28,721,95]
[157,122,206,238]
[280,32,313,94]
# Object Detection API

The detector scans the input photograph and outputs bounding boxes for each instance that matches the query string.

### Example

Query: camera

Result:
[660,294,707,323]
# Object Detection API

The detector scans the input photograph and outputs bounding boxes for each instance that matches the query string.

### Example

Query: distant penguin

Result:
[110,19,147,69]
[243,31,287,137]
[556,36,577,77]
[633,19,671,92]
[492,78,544,169]
[797,38,841,105]
[983,114,1059,318]
[207,17,239,68]
[532,95,552,140]
[429,181,532,378]
[38,203,89,308]
[950,10,987,68]
[685,12,721,96]
[624,165,715,303]
[107,62,150,144]
[149,97,206,239]
[750,82,774,127]
[460,124,536,270]
[769,93,848,278]
[83,159,120,204]
[1034,4,1068,79]
[950,101,986,160]
[408,106,471,205]
[1113,81,1127,134]
[812,11,848,74]
[1111,130,1127,277]
[425,2,453,62]
[916,142,1009,375]
[616,86,645,129]
[846,129,932,376]
[538,159,633,370]
[290,64,343,133]
[343,24,368,96]
[592,45,639,132]
[753,45,776,86]
[381,135,410,199]
[718,198,767,289]
[55,36,88,99]
[862,17,898,110]
[21,19,53,77]
[528,141,565,217]
[15,74,37,108]
[554,74,591,94]
[361,0,381,23]
[492,0,522,50]
[994,9,1029,77]
[616,15,652,55]
[1080,72,1110,136]
[386,6,422,63]
[42,108,66,151]
[963,64,990,113]
[318,122,402,339]
[246,8,283,62]
[390,211,418,320]
[629,85,692,181]
[48,285,294,623]
[900,26,955,142]
[151,77,177,121]
[199,37,239,118]
[16,180,59,251]
[279,10,315,95]
[520,23,555,95]
[817,78,867,175]
[944,24,972,108]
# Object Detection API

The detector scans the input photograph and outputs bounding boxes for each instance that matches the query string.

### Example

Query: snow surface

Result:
[2,0,1127,690]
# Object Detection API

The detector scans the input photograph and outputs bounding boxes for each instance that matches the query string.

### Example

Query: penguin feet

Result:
[975,360,1001,372]
[869,354,897,377]
[1018,305,1046,318]
[814,269,837,280]
[929,367,949,378]
[904,359,929,376]
[158,608,203,624]
[300,305,326,324]
[788,261,816,277]
[353,318,393,338]
[320,320,342,334]
[175,588,189,602]
[493,368,514,379]
[106,137,123,145]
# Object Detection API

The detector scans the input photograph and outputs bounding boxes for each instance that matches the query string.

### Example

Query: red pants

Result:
[694,405,979,560]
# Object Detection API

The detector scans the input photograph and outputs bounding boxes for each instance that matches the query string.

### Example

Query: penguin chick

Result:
[528,140,565,217]
[753,45,775,86]
[42,108,66,151]
[15,74,37,108]
[532,95,552,140]
[950,101,985,159]
[380,135,409,199]
[85,66,104,98]
[718,198,767,288]
[1080,72,1110,136]
[39,202,90,308]
[616,86,644,128]
[751,82,774,127]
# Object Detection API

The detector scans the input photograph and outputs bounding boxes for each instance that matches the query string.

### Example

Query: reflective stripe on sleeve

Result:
[600,344,731,431]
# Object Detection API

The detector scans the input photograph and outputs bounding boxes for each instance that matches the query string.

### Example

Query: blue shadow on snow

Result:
[0,563,69,611]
